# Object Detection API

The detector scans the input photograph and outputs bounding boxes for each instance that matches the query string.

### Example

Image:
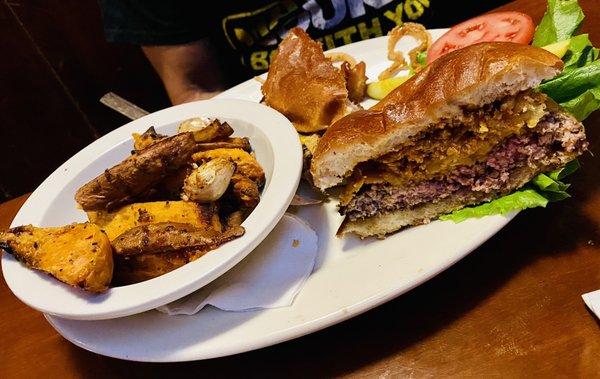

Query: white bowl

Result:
[1,99,302,320]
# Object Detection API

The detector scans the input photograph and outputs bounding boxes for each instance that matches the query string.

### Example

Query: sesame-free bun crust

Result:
[261,28,349,133]
[311,42,563,190]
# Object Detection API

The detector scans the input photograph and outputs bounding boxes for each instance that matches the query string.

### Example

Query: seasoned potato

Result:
[112,223,244,256]
[188,119,234,142]
[113,224,244,284]
[75,132,200,211]
[114,250,206,285]
[196,137,251,152]
[132,126,166,151]
[193,148,265,186]
[87,201,222,240]
[0,223,113,293]
[230,173,260,209]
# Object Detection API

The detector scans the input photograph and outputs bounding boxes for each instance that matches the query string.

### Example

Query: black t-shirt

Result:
[98,0,510,85]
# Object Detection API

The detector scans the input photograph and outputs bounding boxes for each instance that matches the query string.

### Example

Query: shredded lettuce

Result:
[532,0,585,46]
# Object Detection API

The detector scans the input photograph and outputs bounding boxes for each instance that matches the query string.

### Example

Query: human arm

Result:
[142,38,224,105]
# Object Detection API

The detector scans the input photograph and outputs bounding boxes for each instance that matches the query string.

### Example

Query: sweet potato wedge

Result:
[112,225,244,284]
[114,249,206,285]
[0,223,113,293]
[87,201,222,241]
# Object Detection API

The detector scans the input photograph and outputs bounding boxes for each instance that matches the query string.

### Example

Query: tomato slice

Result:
[427,11,535,64]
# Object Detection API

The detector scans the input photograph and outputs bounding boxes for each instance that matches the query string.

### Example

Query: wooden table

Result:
[2,0,600,377]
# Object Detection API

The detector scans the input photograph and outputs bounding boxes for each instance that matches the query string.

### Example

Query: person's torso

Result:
[207,0,509,84]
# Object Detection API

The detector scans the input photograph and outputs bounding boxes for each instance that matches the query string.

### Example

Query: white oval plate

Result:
[45,29,516,360]
[1,99,302,320]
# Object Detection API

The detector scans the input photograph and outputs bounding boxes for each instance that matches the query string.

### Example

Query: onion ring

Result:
[378,23,432,80]
[324,51,357,67]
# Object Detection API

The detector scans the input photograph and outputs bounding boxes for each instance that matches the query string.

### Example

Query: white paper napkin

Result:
[582,290,600,319]
[157,213,318,315]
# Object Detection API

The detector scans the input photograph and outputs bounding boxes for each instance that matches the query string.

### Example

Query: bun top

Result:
[311,42,563,190]
[261,28,349,133]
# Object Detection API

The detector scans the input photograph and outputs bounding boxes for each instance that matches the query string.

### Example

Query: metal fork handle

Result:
[100,92,149,120]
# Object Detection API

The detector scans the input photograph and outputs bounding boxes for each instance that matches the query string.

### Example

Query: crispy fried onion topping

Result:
[378,23,432,80]
[324,51,357,67]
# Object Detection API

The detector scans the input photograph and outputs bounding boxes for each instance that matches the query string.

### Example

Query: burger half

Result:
[310,42,588,238]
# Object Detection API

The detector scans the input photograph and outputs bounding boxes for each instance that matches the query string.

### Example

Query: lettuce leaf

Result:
[532,0,584,46]
[548,158,580,180]
[534,2,600,121]
[560,87,600,120]
[562,34,599,71]
[439,190,549,222]
[440,161,580,223]
[538,59,600,103]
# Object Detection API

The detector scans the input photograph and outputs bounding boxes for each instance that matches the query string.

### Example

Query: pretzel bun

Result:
[261,28,352,133]
[310,42,563,190]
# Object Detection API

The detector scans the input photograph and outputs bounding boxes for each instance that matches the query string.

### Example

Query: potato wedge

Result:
[196,137,251,152]
[190,120,234,142]
[193,148,265,186]
[114,250,206,285]
[0,223,113,293]
[230,174,260,209]
[132,126,166,152]
[112,223,244,256]
[87,201,222,241]
[75,132,200,211]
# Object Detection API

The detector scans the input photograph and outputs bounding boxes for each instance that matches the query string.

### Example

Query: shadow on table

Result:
[64,113,600,377]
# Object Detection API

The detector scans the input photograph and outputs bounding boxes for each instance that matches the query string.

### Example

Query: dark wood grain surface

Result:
[2,0,600,377]
[0,0,170,201]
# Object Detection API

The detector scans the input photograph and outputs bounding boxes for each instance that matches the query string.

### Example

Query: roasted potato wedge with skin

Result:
[193,148,265,187]
[224,210,244,229]
[114,249,207,285]
[190,120,234,143]
[132,126,166,152]
[196,137,251,152]
[112,222,245,256]
[87,201,219,240]
[0,223,113,293]
[75,132,201,211]
[154,166,192,199]
[182,158,236,202]
[230,174,260,209]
